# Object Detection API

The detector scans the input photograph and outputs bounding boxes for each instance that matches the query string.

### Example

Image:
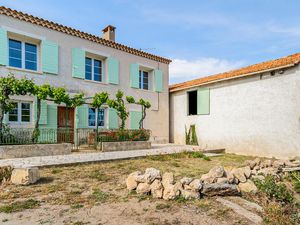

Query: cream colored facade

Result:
[0,14,170,143]
[170,66,300,159]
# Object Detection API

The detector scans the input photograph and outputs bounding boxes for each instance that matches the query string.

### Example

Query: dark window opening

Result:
[188,91,197,115]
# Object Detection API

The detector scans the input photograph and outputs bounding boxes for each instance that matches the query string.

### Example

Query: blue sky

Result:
[2,0,300,84]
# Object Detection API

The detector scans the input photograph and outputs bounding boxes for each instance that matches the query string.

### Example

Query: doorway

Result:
[57,106,75,143]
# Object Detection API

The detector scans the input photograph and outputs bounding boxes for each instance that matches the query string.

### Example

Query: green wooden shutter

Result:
[154,69,163,92]
[107,57,119,84]
[72,48,85,79]
[38,105,57,143]
[197,88,210,115]
[39,101,48,125]
[75,105,88,128]
[45,105,58,128]
[3,113,8,124]
[42,40,59,74]
[130,111,142,130]
[130,63,139,88]
[108,108,118,129]
[0,28,8,66]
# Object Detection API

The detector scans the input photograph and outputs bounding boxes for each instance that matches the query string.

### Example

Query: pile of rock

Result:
[0,166,40,185]
[126,158,300,200]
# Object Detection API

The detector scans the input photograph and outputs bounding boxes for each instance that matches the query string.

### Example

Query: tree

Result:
[91,92,109,142]
[107,90,128,130]
[126,96,151,129]
[31,84,52,142]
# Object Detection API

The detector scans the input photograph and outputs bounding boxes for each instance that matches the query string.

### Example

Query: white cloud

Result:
[169,58,245,84]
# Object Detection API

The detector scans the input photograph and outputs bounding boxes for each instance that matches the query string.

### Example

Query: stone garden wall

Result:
[126,158,300,199]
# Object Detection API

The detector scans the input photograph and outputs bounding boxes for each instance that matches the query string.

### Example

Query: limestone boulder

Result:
[163,182,182,200]
[188,179,202,191]
[181,189,200,200]
[143,168,161,184]
[224,169,235,184]
[238,180,258,194]
[242,166,252,179]
[208,166,225,179]
[245,160,257,170]
[262,160,272,168]
[216,177,229,184]
[202,183,240,197]
[180,177,193,185]
[200,173,216,184]
[126,171,142,190]
[162,172,175,188]
[254,158,261,166]
[150,179,163,198]
[232,168,247,183]
[11,167,40,185]
[272,160,285,168]
[136,183,151,194]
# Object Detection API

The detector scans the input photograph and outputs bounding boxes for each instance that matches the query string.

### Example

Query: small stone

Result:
[143,168,161,184]
[254,158,261,166]
[216,177,229,184]
[252,175,265,181]
[150,179,163,198]
[245,160,257,170]
[262,160,272,168]
[126,171,142,190]
[202,183,240,197]
[238,180,258,194]
[181,189,200,200]
[253,166,260,171]
[208,166,225,178]
[136,183,151,194]
[163,182,182,200]
[188,179,202,191]
[11,167,40,185]
[242,166,252,179]
[272,160,285,168]
[258,168,277,177]
[162,172,175,187]
[224,170,235,184]
[200,173,216,184]
[232,168,247,183]
[180,177,193,185]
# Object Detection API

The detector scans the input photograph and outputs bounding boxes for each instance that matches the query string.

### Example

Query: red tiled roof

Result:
[170,53,300,92]
[0,6,172,64]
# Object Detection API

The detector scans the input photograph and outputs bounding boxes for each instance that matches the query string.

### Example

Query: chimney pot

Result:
[102,25,116,42]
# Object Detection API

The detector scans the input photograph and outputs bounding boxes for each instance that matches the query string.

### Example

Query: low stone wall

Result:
[100,141,151,152]
[0,143,72,159]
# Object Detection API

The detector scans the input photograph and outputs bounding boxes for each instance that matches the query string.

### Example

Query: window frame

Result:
[85,57,103,83]
[8,102,32,124]
[8,38,39,72]
[88,107,106,128]
[187,90,198,116]
[139,69,149,90]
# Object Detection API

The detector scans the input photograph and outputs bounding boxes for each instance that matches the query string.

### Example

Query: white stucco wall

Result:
[0,15,169,143]
[170,66,300,159]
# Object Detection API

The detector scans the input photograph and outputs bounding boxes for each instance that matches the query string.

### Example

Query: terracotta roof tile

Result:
[170,53,300,92]
[0,6,171,64]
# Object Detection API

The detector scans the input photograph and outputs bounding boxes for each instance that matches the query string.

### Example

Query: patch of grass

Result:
[175,195,189,203]
[88,170,109,182]
[253,175,294,203]
[156,203,171,210]
[71,204,84,209]
[73,222,85,225]
[51,168,63,174]
[263,202,299,225]
[2,219,8,223]
[91,189,109,203]
[0,199,40,213]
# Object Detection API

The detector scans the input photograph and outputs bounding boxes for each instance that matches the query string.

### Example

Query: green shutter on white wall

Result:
[39,101,48,125]
[154,69,163,92]
[72,48,85,79]
[108,108,118,129]
[0,28,8,66]
[75,105,88,128]
[42,40,59,74]
[130,111,142,130]
[130,63,139,88]
[38,105,57,143]
[197,88,210,115]
[107,57,119,84]
[3,113,8,124]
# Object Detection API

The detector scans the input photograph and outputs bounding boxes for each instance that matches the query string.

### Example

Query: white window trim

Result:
[8,102,32,124]
[85,57,104,83]
[139,69,150,90]
[8,38,40,72]
[88,107,106,128]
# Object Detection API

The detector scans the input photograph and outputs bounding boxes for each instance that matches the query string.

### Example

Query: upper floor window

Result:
[139,70,149,90]
[85,57,102,82]
[9,39,37,71]
[88,108,105,127]
[8,102,31,123]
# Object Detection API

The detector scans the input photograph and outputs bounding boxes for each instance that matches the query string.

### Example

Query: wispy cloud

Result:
[169,58,245,84]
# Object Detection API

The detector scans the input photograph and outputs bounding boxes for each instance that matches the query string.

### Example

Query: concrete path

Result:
[0,144,200,168]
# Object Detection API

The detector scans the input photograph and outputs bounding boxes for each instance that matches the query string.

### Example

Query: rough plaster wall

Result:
[170,67,300,159]
[0,15,169,143]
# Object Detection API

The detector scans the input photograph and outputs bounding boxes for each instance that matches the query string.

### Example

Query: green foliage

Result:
[185,125,198,145]
[253,175,294,203]
[0,166,13,183]
[91,92,109,109]
[90,189,109,203]
[97,129,151,142]
[107,90,128,129]
[0,199,40,213]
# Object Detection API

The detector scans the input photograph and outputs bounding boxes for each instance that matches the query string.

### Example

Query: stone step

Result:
[202,148,225,154]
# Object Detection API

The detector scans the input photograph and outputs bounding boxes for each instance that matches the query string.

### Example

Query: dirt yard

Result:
[0,153,298,225]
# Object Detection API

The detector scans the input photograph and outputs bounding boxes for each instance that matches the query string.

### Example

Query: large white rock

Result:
[143,168,161,184]
[181,189,200,200]
[188,179,202,191]
[238,180,258,194]
[232,168,247,183]
[162,172,175,188]
[136,183,151,194]
[150,179,163,198]
[126,171,142,190]
[11,167,40,185]
[163,182,182,200]
[208,166,225,179]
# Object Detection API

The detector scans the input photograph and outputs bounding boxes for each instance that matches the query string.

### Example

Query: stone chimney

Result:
[102,25,116,42]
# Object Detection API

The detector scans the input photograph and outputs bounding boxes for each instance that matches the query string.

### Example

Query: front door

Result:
[57,107,75,143]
